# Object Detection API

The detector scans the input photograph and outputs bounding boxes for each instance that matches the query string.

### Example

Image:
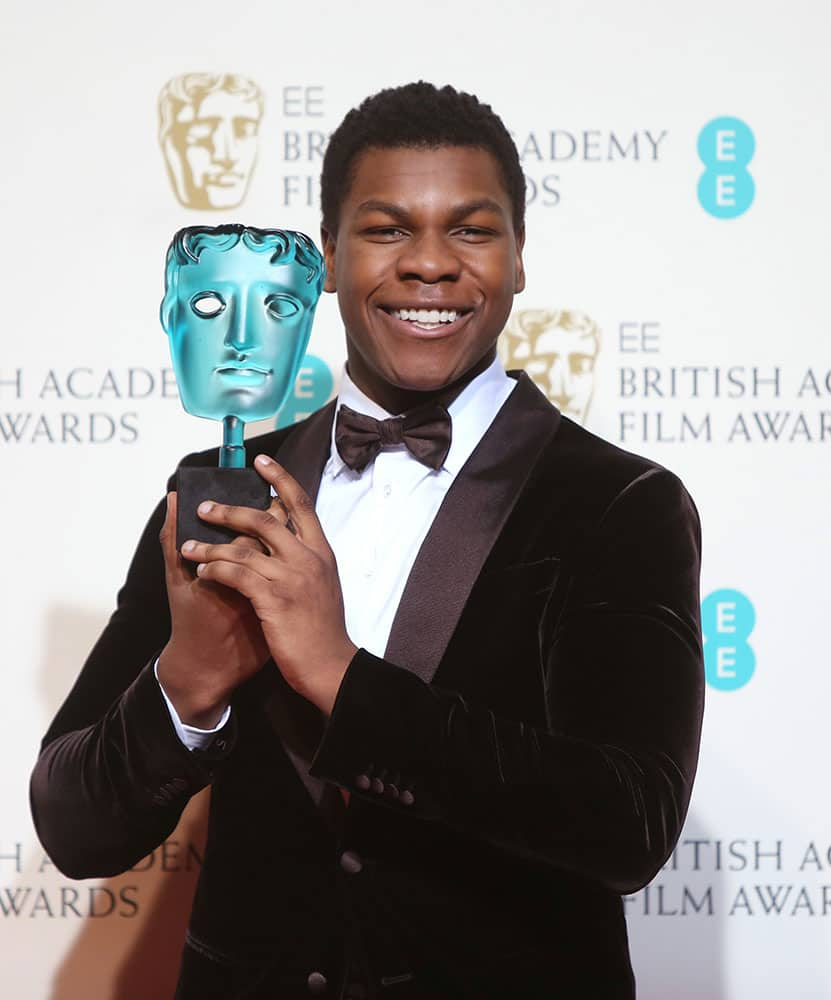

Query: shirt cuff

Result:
[154,658,232,752]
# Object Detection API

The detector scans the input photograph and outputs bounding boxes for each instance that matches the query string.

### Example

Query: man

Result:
[31,82,704,999]
[158,73,264,210]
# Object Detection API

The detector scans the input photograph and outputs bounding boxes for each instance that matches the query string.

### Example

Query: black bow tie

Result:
[335,401,452,473]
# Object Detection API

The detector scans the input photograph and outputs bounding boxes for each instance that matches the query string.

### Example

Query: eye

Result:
[190,292,225,317]
[453,227,492,240]
[363,226,408,242]
[265,294,301,320]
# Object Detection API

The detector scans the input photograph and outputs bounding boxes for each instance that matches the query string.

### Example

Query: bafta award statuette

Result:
[160,224,325,547]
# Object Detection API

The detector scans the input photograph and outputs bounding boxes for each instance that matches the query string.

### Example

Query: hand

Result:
[179,455,358,716]
[157,490,270,727]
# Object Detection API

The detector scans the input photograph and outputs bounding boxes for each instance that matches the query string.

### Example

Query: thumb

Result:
[159,491,190,587]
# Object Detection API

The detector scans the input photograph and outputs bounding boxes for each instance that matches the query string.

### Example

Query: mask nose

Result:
[547,356,574,409]
[211,119,239,169]
[223,298,256,354]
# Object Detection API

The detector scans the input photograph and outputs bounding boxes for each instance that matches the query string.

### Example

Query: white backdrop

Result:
[2,1,830,996]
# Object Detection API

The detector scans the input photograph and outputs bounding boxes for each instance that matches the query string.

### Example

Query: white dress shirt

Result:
[160,356,516,749]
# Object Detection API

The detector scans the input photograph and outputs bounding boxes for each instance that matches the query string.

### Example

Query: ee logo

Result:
[701,589,755,691]
[275,354,334,429]
[697,117,755,219]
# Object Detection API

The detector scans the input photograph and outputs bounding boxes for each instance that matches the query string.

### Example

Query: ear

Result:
[160,264,179,335]
[514,226,526,294]
[320,226,337,293]
[160,287,176,335]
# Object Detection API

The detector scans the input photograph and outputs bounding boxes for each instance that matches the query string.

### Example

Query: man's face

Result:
[167,90,261,210]
[321,146,524,406]
[522,322,599,422]
[165,243,319,422]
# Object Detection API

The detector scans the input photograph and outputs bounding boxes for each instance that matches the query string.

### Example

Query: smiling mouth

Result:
[381,306,473,333]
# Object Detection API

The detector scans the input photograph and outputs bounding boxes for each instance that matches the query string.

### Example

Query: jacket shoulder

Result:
[536,412,694,523]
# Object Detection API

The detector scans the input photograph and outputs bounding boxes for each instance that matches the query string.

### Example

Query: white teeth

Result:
[393,308,460,324]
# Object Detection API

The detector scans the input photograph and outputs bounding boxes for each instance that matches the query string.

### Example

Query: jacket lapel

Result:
[384,373,560,684]
[272,398,336,502]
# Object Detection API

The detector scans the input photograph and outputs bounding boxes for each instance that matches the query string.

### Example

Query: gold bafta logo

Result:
[158,74,264,210]
[499,309,601,424]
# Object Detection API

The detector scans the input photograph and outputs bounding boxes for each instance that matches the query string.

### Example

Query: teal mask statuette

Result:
[161,224,325,545]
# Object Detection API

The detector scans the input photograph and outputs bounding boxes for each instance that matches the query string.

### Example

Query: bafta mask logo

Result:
[499,309,601,424]
[158,74,264,210]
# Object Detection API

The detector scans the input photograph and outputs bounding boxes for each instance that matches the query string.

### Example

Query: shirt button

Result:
[383,484,392,497]
[307,971,328,994]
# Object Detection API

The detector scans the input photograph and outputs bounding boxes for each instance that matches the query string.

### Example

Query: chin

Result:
[389,368,458,393]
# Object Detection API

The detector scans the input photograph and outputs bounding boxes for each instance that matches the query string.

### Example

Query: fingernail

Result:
[255,454,272,467]
[198,501,214,514]
[196,563,206,575]
[181,540,196,553]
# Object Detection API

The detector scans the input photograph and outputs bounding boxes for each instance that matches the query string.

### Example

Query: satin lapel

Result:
[384,373,561,684]
[272,399,337,502]
[260,401,340,825]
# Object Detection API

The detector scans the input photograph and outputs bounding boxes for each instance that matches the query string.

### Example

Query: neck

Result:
[346,349,496,414]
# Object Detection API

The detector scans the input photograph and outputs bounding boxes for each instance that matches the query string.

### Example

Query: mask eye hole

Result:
[191,292,225,318]
[265,294,301,320]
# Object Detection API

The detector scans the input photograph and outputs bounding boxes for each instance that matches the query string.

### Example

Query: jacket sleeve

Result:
[309,467,705,895]
[29,493,235,879]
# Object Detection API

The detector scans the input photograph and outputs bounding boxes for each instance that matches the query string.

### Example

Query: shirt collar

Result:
[324,357,516,480]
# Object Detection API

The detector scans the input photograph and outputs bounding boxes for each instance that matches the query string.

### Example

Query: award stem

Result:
[220,416,246,469]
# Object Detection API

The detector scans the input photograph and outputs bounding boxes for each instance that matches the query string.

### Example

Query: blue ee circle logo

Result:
[275,354,334,429]
[702,588,756,691]
[697,117,755,219]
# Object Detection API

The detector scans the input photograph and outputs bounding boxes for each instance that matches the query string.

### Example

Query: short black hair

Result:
[320,81,525,235]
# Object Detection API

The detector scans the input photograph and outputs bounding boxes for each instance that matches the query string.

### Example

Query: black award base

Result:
[176,466,271,549]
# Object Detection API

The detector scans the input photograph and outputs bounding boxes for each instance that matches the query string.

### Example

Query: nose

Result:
[211,119,239,169]
[223,296,260,354]
[396,231,461,284]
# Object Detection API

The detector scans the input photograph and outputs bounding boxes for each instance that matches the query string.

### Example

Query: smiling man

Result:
[31,83,704,999]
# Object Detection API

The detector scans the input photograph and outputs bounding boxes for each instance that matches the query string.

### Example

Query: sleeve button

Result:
[307,971,328,994]
[339,850,363,874]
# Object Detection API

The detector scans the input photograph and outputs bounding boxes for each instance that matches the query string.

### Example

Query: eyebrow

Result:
[355,198,507,223]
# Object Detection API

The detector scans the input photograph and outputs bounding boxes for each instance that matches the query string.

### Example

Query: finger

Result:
[194,557,272,604]
[229,533,267,553]
[225,499,288,554]
[253,455,327,550]
[196,499,301,558]
[159,492,191,587]
[266,495,290,528]
[180,537,287,581]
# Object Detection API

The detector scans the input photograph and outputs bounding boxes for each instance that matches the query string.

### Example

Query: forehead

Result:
[344,145,512,214]
[176,244,309,292]
[176,90,260,122]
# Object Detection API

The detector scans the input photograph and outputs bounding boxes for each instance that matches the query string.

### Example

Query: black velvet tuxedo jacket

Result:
[31,373,704,999]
